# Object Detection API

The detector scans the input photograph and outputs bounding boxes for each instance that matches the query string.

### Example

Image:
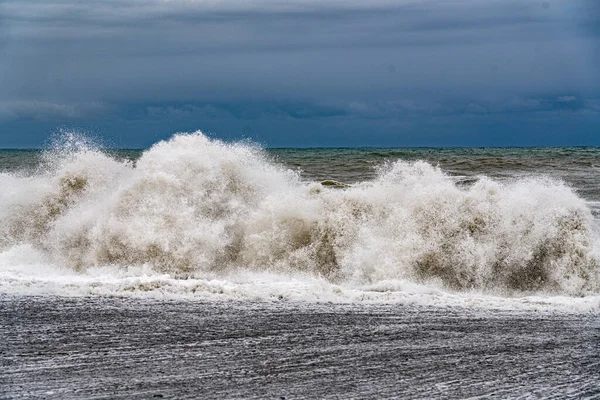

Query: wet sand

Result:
[1,295,599,399]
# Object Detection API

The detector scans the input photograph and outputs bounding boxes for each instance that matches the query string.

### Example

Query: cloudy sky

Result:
[0,0,598,147]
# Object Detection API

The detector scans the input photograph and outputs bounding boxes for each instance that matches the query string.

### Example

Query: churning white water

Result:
[1,132,599,310]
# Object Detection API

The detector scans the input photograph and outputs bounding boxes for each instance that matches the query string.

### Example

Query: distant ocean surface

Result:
[2,133,600,398]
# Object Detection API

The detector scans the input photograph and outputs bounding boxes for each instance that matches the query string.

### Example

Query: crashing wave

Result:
[0,131,599,301]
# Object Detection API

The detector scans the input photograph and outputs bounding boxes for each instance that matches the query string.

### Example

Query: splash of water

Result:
[1,131,599,305]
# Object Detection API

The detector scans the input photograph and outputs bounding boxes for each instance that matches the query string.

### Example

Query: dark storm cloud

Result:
[143,101,347,121]
[0,0,598,146]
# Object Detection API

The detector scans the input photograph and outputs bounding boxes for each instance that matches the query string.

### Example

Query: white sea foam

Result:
[1,131,599,311]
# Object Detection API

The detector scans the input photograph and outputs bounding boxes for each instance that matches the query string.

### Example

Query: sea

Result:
[1,132,599,398]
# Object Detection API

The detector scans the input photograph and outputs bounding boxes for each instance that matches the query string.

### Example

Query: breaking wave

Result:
[1,131,599,309]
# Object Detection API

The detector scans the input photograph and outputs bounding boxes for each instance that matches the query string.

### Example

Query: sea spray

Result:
[0,131,599,302]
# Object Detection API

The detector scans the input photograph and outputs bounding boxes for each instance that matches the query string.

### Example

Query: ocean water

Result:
[1,132,600,398]
[1,132,600,307]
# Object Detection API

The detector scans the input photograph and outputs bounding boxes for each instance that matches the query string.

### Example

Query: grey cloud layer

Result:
[0,0,598,145]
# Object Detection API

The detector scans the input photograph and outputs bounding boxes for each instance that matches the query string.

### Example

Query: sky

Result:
[0,0,599,148]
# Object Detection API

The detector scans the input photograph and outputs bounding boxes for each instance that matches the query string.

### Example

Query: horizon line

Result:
[1,144,600,151]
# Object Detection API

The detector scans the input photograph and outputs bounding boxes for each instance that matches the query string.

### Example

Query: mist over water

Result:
[1,132,600,310]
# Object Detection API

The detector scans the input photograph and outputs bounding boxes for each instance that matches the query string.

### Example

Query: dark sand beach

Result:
[2,295,598,399]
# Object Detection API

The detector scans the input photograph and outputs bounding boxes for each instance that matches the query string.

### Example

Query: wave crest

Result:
[1,131,598,298]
